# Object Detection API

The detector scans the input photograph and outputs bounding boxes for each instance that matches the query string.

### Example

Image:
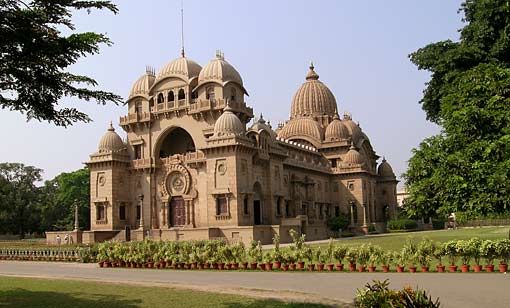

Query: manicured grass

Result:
[0,276,332,308]
[317,226,510,251]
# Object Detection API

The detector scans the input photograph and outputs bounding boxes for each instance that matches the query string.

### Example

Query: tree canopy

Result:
[405,0,510,219]
[0,0,122,127]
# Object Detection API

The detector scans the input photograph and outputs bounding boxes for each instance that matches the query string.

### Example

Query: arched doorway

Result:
[253,182,263,225]
[169,196,186,227]
[159,127,196,158]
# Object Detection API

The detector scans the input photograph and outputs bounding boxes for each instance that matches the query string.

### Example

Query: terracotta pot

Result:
[104,261,111,268]
[232,263,239,270]
[382,265,390,273]
[485,265,494,272]
[336,263,344,271]
[204,263,210,269]
[148,262,154,268]
[358,265,366,272]
[166,260,172,267]
[396,266,405,273]
[143,263,149,268]
[218,263,225,270]
[409,266,417,273]
[197,264,204,270]
[171,263,178,269]
[474,264,482,272]
[421,266,429,273]
[499,264,508,273]
[111,262,116,268]
[449,265,458,273]
[265,263,273,271]
[241,262,248,269]
[282,264,289,271]
[212,263,218,269]
[326,264,334,271]
[317,264,324,271]
[368,266,376,272]
[273,261,281,269]
[290,263,297,270]
[437,265,445,273]
[349,263,356,272]
[250,263,257,270]
[461,264,470,273]
[297,262,305,269]
[98,261,104,268]
[130,262,136,268]
[191,262,197,269]
[308,264,315,271]
[225,263,232,270]
[258,264,265,270]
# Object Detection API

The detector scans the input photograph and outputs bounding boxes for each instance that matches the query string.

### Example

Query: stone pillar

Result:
[74,203,79,231]
[138,194,144,230]
[362,203,369,235]
[350,203,355,226]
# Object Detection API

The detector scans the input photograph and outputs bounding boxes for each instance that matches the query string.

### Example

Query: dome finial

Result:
[382,156,386,162]
[224,100,233,112]
[108,121,114,132]
[306,61,319,81]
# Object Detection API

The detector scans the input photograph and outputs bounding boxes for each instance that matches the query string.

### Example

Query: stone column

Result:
[138,194,144,230]
[350,203,355,226]
[74,203,79,231]
[362,202,369,235]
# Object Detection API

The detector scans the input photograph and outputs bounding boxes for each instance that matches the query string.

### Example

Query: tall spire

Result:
[180,0,185,57]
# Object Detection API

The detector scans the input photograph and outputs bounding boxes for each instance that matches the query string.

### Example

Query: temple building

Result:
[82,51,398,244]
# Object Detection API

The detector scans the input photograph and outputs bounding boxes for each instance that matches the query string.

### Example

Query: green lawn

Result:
[317,226,510,251]
[0,276,333,308]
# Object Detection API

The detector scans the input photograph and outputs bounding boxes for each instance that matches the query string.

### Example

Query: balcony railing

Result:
[158,151,205,166]
[119,112,151,125]
[132,158,152,169]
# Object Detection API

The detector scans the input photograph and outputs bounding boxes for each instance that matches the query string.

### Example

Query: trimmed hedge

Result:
[387,219,418,231]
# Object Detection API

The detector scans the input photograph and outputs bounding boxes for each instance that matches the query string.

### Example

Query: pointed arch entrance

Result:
[169,196,186,227]
[253,182,263,225]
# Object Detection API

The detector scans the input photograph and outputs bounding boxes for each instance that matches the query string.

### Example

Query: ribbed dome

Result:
[290,63,337,119]
[325,115,349,141]
[277,117,322,143]
[199,53,243,86]
[343,118,363,143]
[98,123,126,153]
[344,144,364,165]
[157,56,202,81]
[249,114,276,138]
[378,158,395,177]
[129,70,155,99]
[214,105,245,137]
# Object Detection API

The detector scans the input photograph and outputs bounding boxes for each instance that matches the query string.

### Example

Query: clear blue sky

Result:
[0,0,464,187]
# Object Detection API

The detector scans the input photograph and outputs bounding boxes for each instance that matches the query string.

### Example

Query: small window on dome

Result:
[206,87,215,101]
[230,88,236,102]
[135,101,143,114]
[178,89,185,100]
[168,91,174,102]
[157,93,164,104]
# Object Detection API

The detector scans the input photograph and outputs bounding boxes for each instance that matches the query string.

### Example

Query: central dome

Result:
[157,56,202,82]
[290,63,337,119]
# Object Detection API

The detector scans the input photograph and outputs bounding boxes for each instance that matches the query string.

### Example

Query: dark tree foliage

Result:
[0,0,122,127]
[405,0,510,219]
[0,163,43,238]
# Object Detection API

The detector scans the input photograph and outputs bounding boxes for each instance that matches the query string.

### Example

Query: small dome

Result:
[249,114,276,138]
[277,117,322,144]
[214,104,245,137]
[98,123,126,153]
[325,115,349,141]
[290,63,337,119]
[157,56,202,81]
[342,115,363,144]
[129,69,155,99]
[199,52,243,86]
[378,158,395,177]
[344,144,364,165]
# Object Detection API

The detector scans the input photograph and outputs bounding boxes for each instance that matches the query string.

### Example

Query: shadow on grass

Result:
[223,300,341,308]
[0,288,141,308]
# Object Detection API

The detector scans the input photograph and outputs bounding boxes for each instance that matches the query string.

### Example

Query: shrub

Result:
[357,244,371,267]
[333,245,348,264]
[442,240,458,266]
[480,239,498,265]
[326,214,350,232]
[496,239,510,265]
[432,219,446,230]
[387,219,418,231]
[355,279,440,308]
[416,239,435,268]
[401,238,418,267]
[455,240,475,265]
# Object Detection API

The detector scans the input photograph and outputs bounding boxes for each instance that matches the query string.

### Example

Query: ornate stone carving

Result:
[158,163,191,198]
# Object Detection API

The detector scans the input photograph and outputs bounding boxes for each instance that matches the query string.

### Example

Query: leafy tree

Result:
[0,163,43,238]
[41,168,90,231]
[0,0,122,127]
[405,0,510,218]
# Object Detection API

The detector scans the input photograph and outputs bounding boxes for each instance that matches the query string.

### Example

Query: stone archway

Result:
[155,126,196,158]
[253,182,263,225]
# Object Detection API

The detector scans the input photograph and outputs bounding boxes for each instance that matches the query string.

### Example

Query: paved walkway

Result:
[0,261,508,307]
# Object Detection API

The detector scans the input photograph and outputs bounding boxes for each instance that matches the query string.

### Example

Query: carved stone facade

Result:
[83,52,398,244]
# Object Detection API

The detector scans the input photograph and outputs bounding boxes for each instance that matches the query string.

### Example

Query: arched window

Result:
[167,91,174,102]
[206,86,215,100]
[191,91,198,100]
[135,101,143,114]
[230,88,236,102]
[157,93,164,104]
[178,89,185,100]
